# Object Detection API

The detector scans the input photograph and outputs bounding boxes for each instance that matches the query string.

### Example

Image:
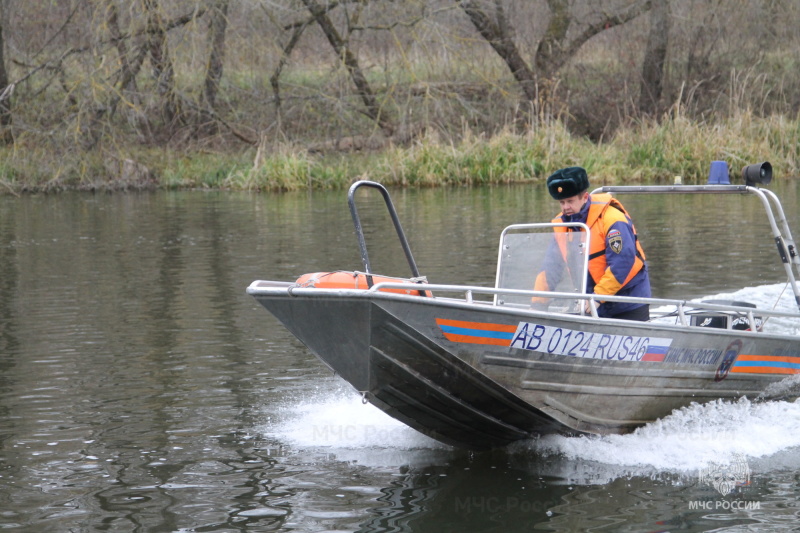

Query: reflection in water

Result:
[271,383,800,532]
[0,182,798,531]
[0,202,18,436]
[354,450,779,532]
[358,454,567,533]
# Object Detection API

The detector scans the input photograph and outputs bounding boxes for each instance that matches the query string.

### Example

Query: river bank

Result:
[1,111,797,194]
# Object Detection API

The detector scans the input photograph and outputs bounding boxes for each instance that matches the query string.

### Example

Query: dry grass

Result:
[2,106,798,194]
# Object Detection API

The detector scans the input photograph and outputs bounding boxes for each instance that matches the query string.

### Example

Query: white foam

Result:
[267,387,445,451]
[530,397,800,472]
[263,387,452,468]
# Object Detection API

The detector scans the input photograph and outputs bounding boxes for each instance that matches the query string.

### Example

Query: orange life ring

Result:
[295,271,430,296]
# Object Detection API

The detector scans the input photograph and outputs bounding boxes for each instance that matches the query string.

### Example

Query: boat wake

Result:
[264,386,451,468]
[265,386,800,475]
[269,386,444,451]
[528,396,800,473]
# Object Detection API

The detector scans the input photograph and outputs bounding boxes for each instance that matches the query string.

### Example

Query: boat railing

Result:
[344,174,800,316]
[593,183,800,312]
[347,180,422,287]
[366,281,800,330]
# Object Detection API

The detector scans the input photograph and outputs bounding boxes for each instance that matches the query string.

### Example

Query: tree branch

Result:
[301,0,394,135]
[565,1,651,61]
[5,6,207,94]
[459,0,537,101]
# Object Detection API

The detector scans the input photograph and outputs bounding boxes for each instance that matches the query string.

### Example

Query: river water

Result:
[1,181,799,532]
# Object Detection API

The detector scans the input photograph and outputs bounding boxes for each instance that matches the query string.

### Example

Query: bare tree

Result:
[107,2,140,97]
[203,0,229,111]
[459,0,537,101]
[533,0,569,80]
[270,17,310,129]
[536,0,652,77]
[143,0,179,124]
[102,1,151,141]
[0,1,11,145]
[459,0,652,104]
[639,0,670,115]
[301,0,394,136]
[0,0,798,182]
[685,2,722,82]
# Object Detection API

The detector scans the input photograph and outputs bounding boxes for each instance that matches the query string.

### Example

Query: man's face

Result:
[558,192,588,216]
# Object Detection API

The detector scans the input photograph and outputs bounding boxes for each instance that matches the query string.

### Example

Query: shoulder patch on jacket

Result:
[608,228,623,254]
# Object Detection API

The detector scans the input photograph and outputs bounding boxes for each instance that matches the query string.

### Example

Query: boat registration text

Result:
[510,322,673,362]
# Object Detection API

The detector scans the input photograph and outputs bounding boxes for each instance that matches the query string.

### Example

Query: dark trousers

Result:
[611,304,650,321]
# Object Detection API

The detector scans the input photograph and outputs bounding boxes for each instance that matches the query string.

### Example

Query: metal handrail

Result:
[342,181,800,314]
[347,180,421,286]
[762,188,800,268]
[593,184,800,312]
[592,185,751,194]
[362,281,800,328]
[247,279,800,329]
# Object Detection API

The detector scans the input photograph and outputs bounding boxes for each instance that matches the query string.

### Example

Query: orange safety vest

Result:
[536,194,646,297]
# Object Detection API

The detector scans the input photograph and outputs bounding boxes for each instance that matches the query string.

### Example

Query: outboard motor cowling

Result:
[689,300,763,331]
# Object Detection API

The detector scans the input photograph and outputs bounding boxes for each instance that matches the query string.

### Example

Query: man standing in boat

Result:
[534,166,651,321]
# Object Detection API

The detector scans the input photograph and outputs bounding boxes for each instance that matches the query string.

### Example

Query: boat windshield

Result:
[495,223,590,312]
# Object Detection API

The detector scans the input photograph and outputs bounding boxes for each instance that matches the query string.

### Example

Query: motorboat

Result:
[248,162,800,450]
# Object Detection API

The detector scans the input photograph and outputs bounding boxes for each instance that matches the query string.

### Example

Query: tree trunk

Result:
[106,1,151,140]
[203,0,229,110]
[639,0,670,115]
[534,0,570,80]
[461,0,651,107]
[0,2,12,145]
[108,2,139,96]
[537,0,652,78]
[459,0,537,101]
[301,0,394,136]
[271,22,309,130]
[143,0,179,124]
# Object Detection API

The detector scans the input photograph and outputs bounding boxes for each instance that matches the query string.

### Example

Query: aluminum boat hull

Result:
[249,282,799,450]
